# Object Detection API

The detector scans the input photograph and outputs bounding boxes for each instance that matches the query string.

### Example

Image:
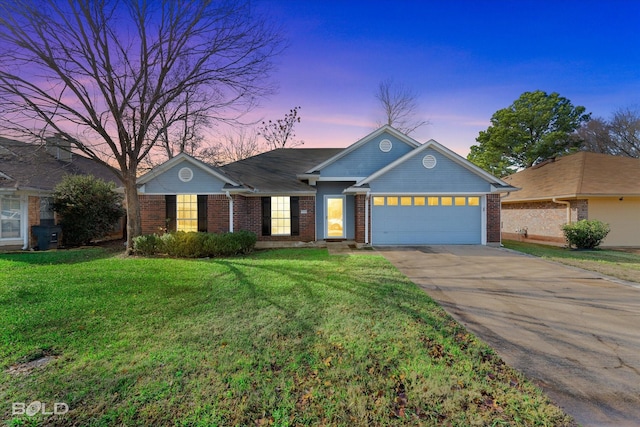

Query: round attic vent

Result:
[422,154,437,169]
[379,139,392,152]
[178,167,194,182]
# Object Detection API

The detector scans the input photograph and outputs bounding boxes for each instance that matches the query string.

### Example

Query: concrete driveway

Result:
[376,245,640,427]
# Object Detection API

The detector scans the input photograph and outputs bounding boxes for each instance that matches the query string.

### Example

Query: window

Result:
[427,197,439,206]
[0,195,21,239]
[177,194,198,232]
[387,197,398,206]
[401,197,412,206]
[262,197,299,237]
[414,197,425,206]
[166,195,208,232]
[468,197,480,206]
[373,196,385,206]
[441,197,453,206]
[455,197,466,206]
[271,196,291,236]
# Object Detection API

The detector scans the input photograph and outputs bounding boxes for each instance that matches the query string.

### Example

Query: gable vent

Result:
[422,155,437,169]
[178,167,194,182]
[379,139,392,152]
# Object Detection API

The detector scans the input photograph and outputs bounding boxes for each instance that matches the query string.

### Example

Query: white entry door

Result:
[325,196,345,239]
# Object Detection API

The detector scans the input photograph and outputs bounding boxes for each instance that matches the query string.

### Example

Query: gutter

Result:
[553,197,571,224]
[225,191,234,232]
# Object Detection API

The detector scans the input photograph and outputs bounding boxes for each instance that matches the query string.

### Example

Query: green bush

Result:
[52,174,125,246]
[562,219,610,249]
[133,230,257,257]
[132,234,161,256]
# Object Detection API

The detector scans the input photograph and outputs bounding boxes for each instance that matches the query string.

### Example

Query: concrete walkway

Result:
[377,245,640,427]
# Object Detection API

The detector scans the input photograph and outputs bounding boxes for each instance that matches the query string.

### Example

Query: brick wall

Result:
[354,194,371,244]
[140,195,166,235]
[486,193,501,244]
[28,196,40,247]
[501,199,588,242]
[208,195,229,233]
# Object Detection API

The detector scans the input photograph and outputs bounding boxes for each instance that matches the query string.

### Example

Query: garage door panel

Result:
[372,198,481,245]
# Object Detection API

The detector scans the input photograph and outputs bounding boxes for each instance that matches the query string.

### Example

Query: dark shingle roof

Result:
[0,137,121,192]
[220,148,342,193]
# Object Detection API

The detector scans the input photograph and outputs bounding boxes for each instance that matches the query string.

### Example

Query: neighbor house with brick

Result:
[501,151,640,247]
[137,126,515,246]
[0,136,122,250]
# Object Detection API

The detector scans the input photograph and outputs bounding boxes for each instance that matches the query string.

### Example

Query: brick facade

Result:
[501,199,589,243]
[140,195,167,235]
[234,195,316,242]
[28,196,40,248]
[486,193,501,244]
[207,195,230,234]
[353,194,371,244]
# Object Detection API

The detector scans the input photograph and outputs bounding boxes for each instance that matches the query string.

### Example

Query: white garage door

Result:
[372,195,482,245]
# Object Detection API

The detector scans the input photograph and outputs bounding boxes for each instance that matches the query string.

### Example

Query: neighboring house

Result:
[501,151,640,247]
[137,126,516,246]
[0,136,122,250]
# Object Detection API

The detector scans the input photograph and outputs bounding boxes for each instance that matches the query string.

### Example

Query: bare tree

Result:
[0,0,284,253]
[577,107,640,157]
[609,107,640,157]
[375,78,428,135]
[200,127,264,166]
[576,117,614,154]
[259,106,303,149]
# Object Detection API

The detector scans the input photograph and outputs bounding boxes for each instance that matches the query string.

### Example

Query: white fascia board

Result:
[316,177,364,182]
[304,125,421,173]
[137,152,240,187]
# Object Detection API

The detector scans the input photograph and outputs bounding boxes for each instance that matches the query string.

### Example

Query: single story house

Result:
[0,136,122,250]
[501,151,640,247]
[137,126,516,246]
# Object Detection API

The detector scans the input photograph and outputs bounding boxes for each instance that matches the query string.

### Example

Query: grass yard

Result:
[503,240,640,284]
[1,247,573,426]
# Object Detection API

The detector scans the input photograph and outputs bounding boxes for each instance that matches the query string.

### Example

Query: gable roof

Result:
[221,148,342,193]
[305,125,421,174]
[501,151,640,202]
[353,138,516,191]
[0,136,121,193]
[137,152,241,188]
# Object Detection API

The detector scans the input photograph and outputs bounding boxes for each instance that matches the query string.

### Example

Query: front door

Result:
[325,196,345,239]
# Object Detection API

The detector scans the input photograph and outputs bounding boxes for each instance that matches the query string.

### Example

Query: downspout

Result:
[364,192,370,245]
[553,198,571,224]
[225,191,234,232]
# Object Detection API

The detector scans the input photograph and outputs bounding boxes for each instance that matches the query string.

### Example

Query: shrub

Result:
[134,230,257,257]
[562,219,610,249]
[52,175,125,246]
[132,234,162,256]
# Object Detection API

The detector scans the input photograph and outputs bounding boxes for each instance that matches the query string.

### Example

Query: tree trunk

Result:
[123,174,142,255]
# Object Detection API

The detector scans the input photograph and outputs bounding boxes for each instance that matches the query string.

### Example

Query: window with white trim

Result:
[0,195,21,239]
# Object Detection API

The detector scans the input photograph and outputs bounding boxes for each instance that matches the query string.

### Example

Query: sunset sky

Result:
[253,0,640,156]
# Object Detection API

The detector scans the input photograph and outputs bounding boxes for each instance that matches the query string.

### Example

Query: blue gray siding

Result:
[143,161,228,194]
[315,182,355,239]
[368,148,491,193]
[320,133,414,177]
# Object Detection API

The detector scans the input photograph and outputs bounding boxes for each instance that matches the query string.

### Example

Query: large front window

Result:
[176,194,198,232]
[271,196,291,236]
[0,195,21,239]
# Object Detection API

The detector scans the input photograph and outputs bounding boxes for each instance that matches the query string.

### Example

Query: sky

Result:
[251,0,640,156]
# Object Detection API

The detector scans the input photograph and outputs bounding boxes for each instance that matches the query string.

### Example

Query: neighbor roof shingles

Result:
[502,151,640,202]
[0,137,121,192]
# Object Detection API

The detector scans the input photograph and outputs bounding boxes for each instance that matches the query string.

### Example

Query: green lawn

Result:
[1,248,573,426]
[503,240,640,283]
